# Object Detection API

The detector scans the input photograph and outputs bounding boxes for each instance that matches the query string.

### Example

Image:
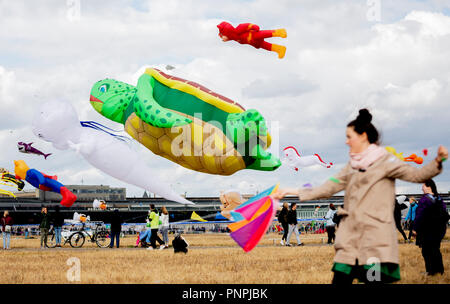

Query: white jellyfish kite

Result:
[32,101,194,205]
[282,146,333,172]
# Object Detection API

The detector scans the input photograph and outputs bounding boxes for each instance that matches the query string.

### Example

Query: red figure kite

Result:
[217,22,287,59]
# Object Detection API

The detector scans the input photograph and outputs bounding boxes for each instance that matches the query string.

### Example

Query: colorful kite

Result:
[73,212,89,223]
[93,199,107,210]
[32,100,193,205]
[1,168,25,191]
[282,146,333,171]
[89,68,281,176]
[190,211,207,222]
[0,188,16,198]
[227,184,279,252]
[17,142,52,159]
[403,154,423,165]
[385,146,404,160]
[217,22,287,59]
[385,147,423,164]
[13,160,76,207]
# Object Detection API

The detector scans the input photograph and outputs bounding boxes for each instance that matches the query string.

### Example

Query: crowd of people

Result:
[134,204,170,250]
[2,109,449,284]
[272,219,327,235]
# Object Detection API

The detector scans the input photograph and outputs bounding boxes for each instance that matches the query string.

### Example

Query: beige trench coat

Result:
[298,154,443,265]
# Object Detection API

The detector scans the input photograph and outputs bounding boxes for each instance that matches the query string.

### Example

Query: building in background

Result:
[39,185,126,201]
[0,190,39,199]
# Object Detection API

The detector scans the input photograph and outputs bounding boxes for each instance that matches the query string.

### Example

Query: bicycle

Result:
[46,222,110,248]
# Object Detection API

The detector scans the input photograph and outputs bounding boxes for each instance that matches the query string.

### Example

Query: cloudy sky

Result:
[1,0,449,199]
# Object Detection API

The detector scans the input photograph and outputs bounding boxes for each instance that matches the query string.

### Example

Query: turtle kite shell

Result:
[124,68,272,175]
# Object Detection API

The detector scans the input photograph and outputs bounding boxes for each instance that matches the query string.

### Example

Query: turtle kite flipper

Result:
[226,109,281,171]
[247,145,282,171]
[135,73,192,128]
[226,109,267,145]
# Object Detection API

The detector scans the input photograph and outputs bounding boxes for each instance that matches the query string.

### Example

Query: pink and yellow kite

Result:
[228,184,279,252]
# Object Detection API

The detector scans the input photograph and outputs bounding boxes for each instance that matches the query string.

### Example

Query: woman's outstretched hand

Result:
[272,188,299,200]
[436,145,448,163]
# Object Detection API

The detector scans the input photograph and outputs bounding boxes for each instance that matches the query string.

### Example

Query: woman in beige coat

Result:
[274,109,448,284]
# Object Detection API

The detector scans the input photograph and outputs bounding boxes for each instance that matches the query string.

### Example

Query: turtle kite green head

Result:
[90,79,137,124]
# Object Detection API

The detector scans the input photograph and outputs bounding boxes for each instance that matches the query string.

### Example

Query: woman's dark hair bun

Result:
[356,108,372,124]
[347,108,380,144]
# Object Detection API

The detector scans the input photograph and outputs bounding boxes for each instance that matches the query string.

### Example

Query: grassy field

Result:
[0,230,448,284]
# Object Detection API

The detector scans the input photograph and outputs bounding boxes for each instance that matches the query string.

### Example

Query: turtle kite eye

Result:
[99,84,109,93]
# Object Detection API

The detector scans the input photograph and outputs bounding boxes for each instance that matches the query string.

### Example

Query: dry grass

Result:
[0,230,448,284]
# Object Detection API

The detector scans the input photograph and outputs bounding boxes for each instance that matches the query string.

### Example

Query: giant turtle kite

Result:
[89,68,281,175]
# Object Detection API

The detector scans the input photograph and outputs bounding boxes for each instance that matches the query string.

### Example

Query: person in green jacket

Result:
[147,204,164,250]
[39,206,50,248]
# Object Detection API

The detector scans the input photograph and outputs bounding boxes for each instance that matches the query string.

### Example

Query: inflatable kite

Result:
[0,188,16,198]
[93,199,107,210]
[385,147,423,164]
[73,212,89,223]
[385,146,406,161]
[282,146,333,171]
[1,168,25,191]
[17,142,52,159]
[89,68,281,175]
[403,154,423,165]
[228,184,279,252]
[13,160,76,207]
[219,190,244,220]
[217,22,287,59]
[32,100,193,205]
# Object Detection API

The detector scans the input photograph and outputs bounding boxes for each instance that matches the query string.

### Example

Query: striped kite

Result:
[228,184,279,252]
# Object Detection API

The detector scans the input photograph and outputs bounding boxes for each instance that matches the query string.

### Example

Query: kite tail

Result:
[44,153,52,159]
[80,121,130,143]
[314,154,333,167]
